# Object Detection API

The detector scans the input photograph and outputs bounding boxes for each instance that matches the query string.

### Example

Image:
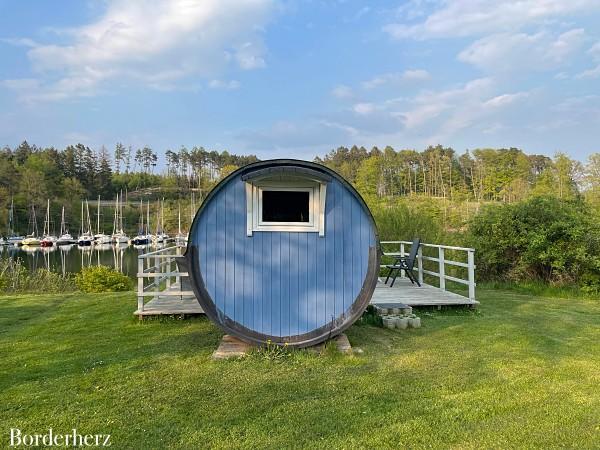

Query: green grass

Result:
[1,290,599,449]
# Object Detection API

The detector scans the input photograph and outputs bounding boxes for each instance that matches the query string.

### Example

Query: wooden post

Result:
[417,245,424,285]
[166,256,172,290]
[154,254,159,301]
[468,249,476,301]
[400,242,405,278]
[439,247,446,290]
[137,256,144,313]
[175,246,181,290]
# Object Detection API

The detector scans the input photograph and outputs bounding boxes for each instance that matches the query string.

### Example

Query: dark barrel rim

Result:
[185,159,381,348]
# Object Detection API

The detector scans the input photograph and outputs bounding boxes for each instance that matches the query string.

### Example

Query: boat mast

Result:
[178,202,181,235]
[113,193,118,235]
[97,195,101,235]
[29,204,39,237]
[8,197,14,236]
[138,199,143,235]
[43,199,49,236]
[80,201,84,236]
[60,206,66,235]
[155,199,160,236]
[85,200,92,235]
[119,191,124,233]
[146,201,150,236]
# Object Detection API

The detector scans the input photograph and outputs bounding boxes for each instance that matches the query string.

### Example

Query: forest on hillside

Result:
[1,141,600,291]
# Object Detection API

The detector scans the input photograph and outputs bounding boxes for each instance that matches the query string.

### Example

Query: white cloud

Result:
[589,41,600,60]
[397,78,494,130]
[208,79,240,90]
[1,37,38,47]
[233,41,267,69]
[353,102,376,115]
[384,0,600,39]
[331,84,353,99]
[362,69,430,89]
[483,92,529,108]
[6,0,273,101]
[458,29,585,72]
[574,41,600,79]
[575,65,600,79]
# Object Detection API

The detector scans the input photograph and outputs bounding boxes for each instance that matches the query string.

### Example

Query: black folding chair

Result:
[384,238,421,287]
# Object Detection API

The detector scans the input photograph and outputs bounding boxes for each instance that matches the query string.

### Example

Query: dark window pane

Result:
[262,191,310,222]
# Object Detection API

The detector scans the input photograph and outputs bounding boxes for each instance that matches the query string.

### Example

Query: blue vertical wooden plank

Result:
[271,232,281,337]
[360,196,367,282]
[232,180,246,325]
[289,232,299,336]
[199,205,206,290]
[351,197,362,301]
[263,232,272,336]
[212,201,219,304]
[224,184,235,317]
[251,232,259,332]
[245,215,254,329]
[215,190,226,313]
[315,225,324,332]
[341,187,350,312]
[324,181,335,325]
[297,232,308,335]
[333,182,344,318]
[280,232,290,337]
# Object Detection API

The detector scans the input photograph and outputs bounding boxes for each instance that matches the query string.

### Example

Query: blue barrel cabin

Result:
[184,159,380,348]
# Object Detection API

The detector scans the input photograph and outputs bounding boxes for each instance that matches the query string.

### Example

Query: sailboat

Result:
[6,198,24,245]
[152,198,170,244]
[111,192,129,244]
[131,200,150,245]
[175,201,187,245]
[77,200,94,246]
[94,196,112,244]
[41,199,58,247]
[57,206,75,245]
[22,204,41,246]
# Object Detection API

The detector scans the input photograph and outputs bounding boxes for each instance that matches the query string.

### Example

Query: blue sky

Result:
[1,0,599,164]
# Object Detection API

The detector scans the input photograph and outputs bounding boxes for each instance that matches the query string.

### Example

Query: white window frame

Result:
[246,180,327,236]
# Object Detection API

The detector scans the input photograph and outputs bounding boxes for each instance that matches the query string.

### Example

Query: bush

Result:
[468,196,600,285]
[75,265,133,293]
[0,258,76,294]
[372,201,443,243]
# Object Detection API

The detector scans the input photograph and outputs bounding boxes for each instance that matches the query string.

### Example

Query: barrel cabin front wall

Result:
[192,175,376,338]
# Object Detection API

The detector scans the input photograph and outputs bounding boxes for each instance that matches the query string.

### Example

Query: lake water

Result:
[0,243,174,279]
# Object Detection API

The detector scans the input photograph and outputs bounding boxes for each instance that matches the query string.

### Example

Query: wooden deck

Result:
[135,276,477,318]
[134,283,203,318]
[371,277,479,308]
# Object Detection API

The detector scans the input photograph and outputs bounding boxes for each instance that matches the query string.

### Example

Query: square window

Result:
[262,190,310,223]
[246,181,326,236]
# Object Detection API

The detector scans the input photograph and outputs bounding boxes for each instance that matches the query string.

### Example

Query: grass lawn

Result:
[1,290,599,449]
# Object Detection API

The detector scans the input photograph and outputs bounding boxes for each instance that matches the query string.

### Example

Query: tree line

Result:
[316,145,598,206]
[1,140,599,235]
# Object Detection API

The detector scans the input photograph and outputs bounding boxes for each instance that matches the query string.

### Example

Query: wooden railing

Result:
[136,245,193,313]
[137,240,476,309]
[380,241,476,301]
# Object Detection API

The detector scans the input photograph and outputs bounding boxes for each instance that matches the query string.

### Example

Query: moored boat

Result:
[78,200,94,246]
[131,200,151,245]
[6,198,24,245]
[111,192,130,244]
[22,204,40,246]
[57,206,76,245]
[41,199,58,247]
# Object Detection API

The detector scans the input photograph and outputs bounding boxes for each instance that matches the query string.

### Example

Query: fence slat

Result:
[438,247,445,290]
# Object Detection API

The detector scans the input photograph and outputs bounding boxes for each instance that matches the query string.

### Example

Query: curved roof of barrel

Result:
[189,158,378,236]
[184,159,381,348]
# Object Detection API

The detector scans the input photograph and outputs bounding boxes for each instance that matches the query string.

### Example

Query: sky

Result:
[1,0,599,164]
